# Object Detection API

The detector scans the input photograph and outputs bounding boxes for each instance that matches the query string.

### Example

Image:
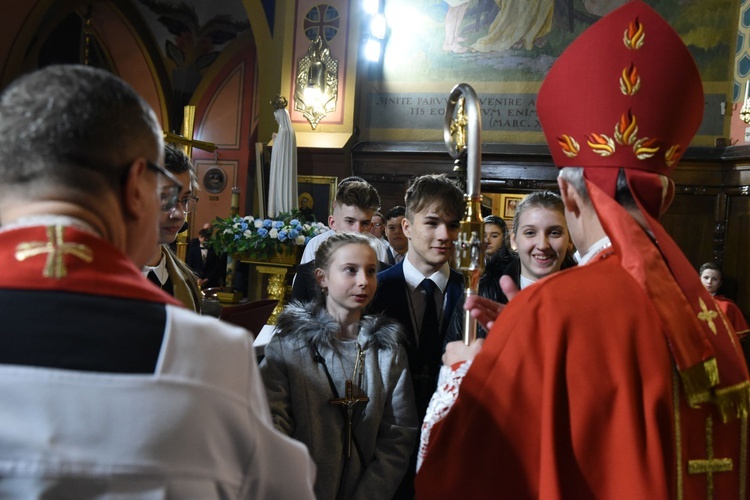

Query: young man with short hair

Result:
[370,174,464,499]
[371,174,464,416]
[384,205,408,265]
[142,143,202,312]
[299,177,387,264]
[292,177,389,302]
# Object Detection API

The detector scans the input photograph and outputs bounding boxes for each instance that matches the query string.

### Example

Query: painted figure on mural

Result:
[443,0,471,53]
[471,0,554,53]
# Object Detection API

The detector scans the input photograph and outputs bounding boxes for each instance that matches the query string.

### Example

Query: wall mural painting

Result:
[367,0,734,141]
[135,0,250,130]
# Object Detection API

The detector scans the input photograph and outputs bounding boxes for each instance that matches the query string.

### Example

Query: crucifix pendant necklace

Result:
[330,343,369,458]
[311,339,369,500]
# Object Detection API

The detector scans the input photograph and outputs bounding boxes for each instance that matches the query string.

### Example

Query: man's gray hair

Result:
[558,166,637,210]
[558,167,589,203]
[0,65,162,197]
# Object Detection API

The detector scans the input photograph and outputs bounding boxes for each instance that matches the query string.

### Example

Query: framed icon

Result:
[297,175,337,224]
[499,193,525,220]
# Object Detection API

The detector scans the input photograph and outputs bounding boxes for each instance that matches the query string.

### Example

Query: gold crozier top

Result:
[449,97,469,152]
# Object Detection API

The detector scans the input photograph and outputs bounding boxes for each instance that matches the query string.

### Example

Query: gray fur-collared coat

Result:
[260,302,418,500]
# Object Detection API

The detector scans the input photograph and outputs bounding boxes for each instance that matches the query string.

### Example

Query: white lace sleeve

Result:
[416,360,473,471]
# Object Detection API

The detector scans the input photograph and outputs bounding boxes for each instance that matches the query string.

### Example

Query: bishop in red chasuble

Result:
[416,2,750,498]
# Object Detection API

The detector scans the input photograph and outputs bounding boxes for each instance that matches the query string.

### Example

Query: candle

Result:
[231,186,240,217]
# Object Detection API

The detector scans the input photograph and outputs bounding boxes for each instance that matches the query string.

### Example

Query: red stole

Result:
[0,225,182,307]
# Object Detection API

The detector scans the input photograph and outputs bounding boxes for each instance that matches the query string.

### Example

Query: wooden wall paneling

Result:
[660,190,721,271]
[352,143,563,213]
[297,147,350,180]
[722,193,750,317]
[718,146,750,318]
[660,155,723,271]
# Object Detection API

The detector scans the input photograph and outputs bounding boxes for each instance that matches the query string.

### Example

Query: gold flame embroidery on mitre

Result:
[620,64,641,96]
[633,137,660,160]
[586,133,615,157]
[557,134,580,158]
[623,17,645,50]
[665,144,682,167]
[615,110,639,145]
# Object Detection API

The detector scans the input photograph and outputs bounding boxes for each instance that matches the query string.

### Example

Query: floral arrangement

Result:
[208,210,330,260]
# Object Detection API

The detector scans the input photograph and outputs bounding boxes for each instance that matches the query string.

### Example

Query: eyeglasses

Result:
[169,196,200,216]
[146,161,183,212]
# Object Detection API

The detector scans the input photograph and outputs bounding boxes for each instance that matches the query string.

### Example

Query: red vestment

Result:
[0,224,181,306]
[714,295,750,340]
[416,250,748,499]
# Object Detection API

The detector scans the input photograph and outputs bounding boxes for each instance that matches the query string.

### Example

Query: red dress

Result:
[416,250,748,499]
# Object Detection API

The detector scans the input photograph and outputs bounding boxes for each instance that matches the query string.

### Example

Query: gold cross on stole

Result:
[688,415,733,499]
[698,297,719,335]
[15,225,93,279]
[330,379,369,458]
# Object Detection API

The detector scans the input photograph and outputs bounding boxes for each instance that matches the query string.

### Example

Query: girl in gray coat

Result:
[260,233,418,500]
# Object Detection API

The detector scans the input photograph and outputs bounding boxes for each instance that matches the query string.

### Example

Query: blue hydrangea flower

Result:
[304,236,311,245]
[290,219,299,227]
[257,228,269,238]
[263,219,272,229]
[273,220,284,230]
[289,229,299,239]
[278,230,288,241]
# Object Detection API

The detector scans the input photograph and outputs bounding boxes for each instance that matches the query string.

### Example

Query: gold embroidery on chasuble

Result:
[673,369,684,500]
[698,297,719,335]
[672,369,748,500]
[673,370,747,500]
[741,414,748,499]
[687,416,733,500]
[14,225,93,279]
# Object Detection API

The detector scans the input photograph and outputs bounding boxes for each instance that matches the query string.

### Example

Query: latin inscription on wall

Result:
[367,93,541,132]
[366,92,724,137]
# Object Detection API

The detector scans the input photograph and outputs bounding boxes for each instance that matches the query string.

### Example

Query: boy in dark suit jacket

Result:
[371,174,464,418]
[370,174,464,498]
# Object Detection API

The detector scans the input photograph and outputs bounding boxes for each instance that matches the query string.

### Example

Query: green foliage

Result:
[207,210,330,261]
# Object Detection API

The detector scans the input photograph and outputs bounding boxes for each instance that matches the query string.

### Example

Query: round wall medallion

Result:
[203,167,227,194]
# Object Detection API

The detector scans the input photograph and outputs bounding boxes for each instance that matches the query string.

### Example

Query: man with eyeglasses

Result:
[0,65,316,498]
[143,143,202,312]
[369,211,386,240]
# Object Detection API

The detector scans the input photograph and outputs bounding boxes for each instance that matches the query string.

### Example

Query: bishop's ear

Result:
[557,176,581,218]
[660,177,675,215]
